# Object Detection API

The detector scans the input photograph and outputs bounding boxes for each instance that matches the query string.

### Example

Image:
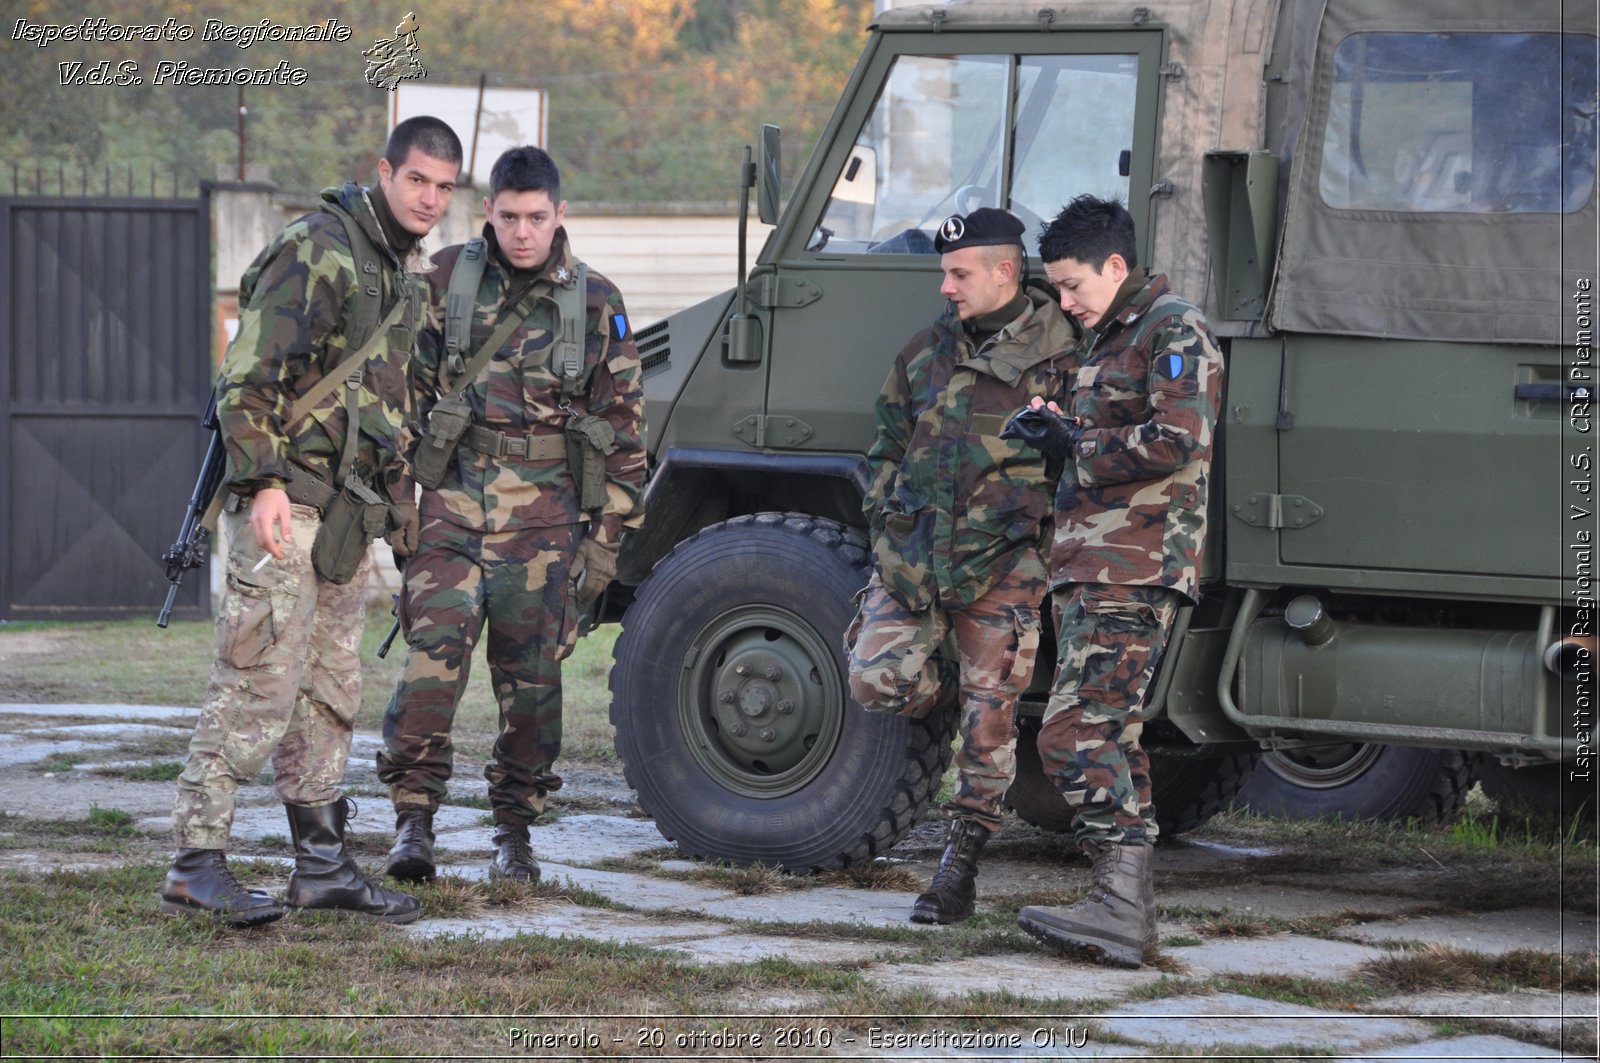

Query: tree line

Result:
[0,0,872,203]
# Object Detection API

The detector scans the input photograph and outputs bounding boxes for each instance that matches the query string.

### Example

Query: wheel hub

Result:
[679,605,844,798]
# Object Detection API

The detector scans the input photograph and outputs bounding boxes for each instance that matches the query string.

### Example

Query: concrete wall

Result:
[212,184,772,337]
[561,212,775,327]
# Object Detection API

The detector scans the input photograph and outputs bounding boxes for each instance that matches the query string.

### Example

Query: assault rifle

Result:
[157,393,226,628]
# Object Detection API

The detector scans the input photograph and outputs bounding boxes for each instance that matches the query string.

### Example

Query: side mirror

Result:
[758,124,781,225]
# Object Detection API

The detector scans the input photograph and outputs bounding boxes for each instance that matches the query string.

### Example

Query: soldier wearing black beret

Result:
[847,208,1079,924]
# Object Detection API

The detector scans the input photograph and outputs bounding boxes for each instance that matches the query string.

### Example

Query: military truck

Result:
[603,0,1598,870]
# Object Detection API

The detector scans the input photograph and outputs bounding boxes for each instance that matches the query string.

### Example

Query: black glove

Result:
[1000,404,1079,462]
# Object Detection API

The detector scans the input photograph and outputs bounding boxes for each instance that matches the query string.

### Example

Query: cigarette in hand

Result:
[251,555,272,573]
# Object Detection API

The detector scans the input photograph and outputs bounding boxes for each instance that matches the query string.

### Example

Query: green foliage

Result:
[0,0,872,201]
[87,805,135,831]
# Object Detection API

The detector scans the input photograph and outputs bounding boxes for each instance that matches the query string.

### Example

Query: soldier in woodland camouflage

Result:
[377,146,645,885]
[1007,194,1223,968]
[850,208,1079,924]
[164,117,462,928]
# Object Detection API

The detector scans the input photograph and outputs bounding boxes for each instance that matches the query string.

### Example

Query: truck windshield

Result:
[813,51,1139,253]
[1319,32,1598,213]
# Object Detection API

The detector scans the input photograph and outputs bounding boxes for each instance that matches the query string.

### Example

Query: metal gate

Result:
[0,194,212,621]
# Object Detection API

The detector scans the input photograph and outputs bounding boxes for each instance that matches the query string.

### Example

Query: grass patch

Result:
[1191,910,1286,938]
[0,610,623,763]
[30,752,84,774]
[0,862,1137,1059]
[107,761,184,782]
[816,860,922,892]
[87,805,134,830]
[1357,943,1596,994]
[1213,972,1374,1009]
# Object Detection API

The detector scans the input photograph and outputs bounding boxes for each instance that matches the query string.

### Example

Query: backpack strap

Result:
[285,298,408,427]
[321,190,387,355]
[441,285,540,399]
[443,236,489,376]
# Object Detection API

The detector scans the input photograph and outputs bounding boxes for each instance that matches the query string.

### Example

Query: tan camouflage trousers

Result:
[173,504,370,849]
[1038,583,1180,846]
[377,517,583,825]
[846,566,1045,830]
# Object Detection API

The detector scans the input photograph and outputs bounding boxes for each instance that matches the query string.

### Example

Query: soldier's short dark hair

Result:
[1039,194,1138,271]
[490,146,562,204]
[385,116,463,169]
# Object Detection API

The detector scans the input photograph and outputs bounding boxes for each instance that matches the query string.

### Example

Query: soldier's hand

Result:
[573,536,620,608]
[387,501,420,558]
[248,487,293,559]
[1001,401,1079,461]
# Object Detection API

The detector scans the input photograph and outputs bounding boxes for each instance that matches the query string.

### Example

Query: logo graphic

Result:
[363,12,426,90]
[938,215,966,244]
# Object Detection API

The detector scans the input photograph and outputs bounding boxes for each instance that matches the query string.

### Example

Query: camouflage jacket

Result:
[865,288,1078,612]
[1051,271,1223,601]
[407,227,646,543]
[216,182,424,498]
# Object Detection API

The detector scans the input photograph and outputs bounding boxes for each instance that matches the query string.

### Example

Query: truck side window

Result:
[1009,54,1140,228]
[814,54,1008,254]
[1319,32,1598,213]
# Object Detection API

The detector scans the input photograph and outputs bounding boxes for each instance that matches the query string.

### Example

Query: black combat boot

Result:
[159,848,285,928]
[1017,840,1150,968]
[383,808,437,883]
[488,824,541,884]
[909,818,991,924]
[283,799,421,924]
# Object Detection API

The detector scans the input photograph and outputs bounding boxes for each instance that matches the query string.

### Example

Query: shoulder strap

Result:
[552,260,589,400]
[321,196,385,354]
[284,298,408,428]
[443,237,488,373]
[440,284,542,399]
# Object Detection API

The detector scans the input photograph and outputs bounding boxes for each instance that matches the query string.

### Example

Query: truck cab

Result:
[608,0,1598,870]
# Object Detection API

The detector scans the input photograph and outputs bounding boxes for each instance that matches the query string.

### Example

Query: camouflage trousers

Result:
[1038,583,1180,846]
[376,516,583,825]
[173,504,370,849]
[846,563,1045,830]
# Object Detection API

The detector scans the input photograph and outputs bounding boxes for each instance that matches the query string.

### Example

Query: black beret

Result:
[933,207,1026,253]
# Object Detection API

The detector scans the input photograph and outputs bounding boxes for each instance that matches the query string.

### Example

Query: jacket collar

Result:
[945,287,1080,384]
[321,182,434,274]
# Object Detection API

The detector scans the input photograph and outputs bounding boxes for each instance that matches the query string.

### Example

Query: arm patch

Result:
[1156,352,1189,380]
[610,312,629,342]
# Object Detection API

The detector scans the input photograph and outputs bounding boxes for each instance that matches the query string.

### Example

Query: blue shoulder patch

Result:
[1157,353,1187,380]
[611,312,629,342]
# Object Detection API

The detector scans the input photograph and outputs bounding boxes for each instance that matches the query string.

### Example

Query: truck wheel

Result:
[1003,719,1259,839]
[1234,743,1477,824]
[610,512,957,872]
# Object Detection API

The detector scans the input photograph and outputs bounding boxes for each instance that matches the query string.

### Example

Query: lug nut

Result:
[718,690,735,704]
[729,721,748,737]
[765,667,782,681]
[759,728,776,742]
[734,664,750,676]
[777,700,795,714]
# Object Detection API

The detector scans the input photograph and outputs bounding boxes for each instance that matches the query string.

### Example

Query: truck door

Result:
[1269,29,1596,591]
[753,31,1165,456]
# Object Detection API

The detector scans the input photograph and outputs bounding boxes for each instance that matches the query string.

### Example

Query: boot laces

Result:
[1083,842,1119,902]
[205,852,252,895]
[497,828,534,866]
